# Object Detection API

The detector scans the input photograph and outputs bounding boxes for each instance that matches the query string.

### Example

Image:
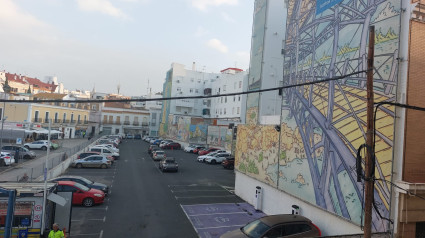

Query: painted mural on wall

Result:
[189,118,207,144]
[159,72,172,137]
[236,0,400,232]
[207,126,233,151]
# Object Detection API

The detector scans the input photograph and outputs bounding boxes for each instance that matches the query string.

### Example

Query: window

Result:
[237,107,240,114]
[220,109,222,115]
[225,97,227,103]
[177,87,181,92]
[70,114,74,123]
[0,108,3,120]
[197,79,201,83]
[63,113,67,122]
[45,112,49,122]
[233,96,236,102]
[239,81,242,88]
[190,88,193,93]
[238,96,241,101]
[54,113,58,123]
[77,115,81,123]
[234,82,237,89]
[224,108,226,115]
[221,97,223,103]
[84,115,87,122]
[34,111,39,122]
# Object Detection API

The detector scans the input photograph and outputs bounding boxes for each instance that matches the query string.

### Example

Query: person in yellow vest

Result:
[48,223,65,238]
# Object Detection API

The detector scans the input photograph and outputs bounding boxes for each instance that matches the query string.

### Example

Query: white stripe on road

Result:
[99,230,104,238]
[175,195,237,199]
[196,224,246,230]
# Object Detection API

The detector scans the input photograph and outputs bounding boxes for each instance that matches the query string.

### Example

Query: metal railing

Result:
[11,135,101,182]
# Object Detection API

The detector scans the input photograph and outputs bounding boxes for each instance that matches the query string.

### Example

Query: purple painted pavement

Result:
[182,203,266,238]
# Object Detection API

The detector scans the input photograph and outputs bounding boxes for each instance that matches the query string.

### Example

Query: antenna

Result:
[117,83,121,95]
[147,79,150,96]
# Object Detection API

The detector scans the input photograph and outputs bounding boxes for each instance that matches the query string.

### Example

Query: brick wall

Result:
[403,20,425,183]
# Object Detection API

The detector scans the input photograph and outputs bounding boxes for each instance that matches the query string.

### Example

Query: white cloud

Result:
[76,0,128,19]
[207,39,228,53]
[221,12,236,23]
[192,0,238,11]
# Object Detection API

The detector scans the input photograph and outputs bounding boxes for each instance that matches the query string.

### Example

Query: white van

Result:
[88,147,120,159]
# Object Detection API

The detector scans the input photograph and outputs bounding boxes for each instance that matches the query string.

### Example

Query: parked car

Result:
[222,157,235,169]
[205,152,231,164]
[2,145,36,160]
[148,144,160,155]
[56,181,105,207]
[77,151,100,159]
[220,214,321,238]
[150,148,162,157]
[159,139,173,148]
[24,140,55,150]
[152,139,163,145]
[192,146,206,154]
[0,152,15,166]
[49,175,109,195]
[126,134,135,139]
[96,139,118,148]
[134,134,142,139]
[198,147,220,155]
[152,150,166,161]
[184,144,198,153]
[92,144,119,153]
[197,151,219,162]
[162,142,181,150]
[88,147,120,160]
[159,157,178,172]
[71,155,112,169]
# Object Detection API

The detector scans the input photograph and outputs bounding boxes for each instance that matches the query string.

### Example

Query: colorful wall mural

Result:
[164,115,208,144]
[159,70,173,137]
[207,126,233,151]
[236,0,400,232]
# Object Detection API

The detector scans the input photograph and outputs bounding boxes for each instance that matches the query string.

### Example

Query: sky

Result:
[0,0,254,96]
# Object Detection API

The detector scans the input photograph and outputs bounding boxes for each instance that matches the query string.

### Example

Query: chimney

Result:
[192,62,196,71]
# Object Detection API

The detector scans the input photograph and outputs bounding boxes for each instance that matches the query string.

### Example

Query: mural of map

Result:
[236,0,400,232]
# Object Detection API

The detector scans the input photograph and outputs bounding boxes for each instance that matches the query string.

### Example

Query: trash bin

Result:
[254,186,262,211]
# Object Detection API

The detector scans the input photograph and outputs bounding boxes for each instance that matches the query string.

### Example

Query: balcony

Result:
[33,118,42,123]
[141,122,149,127]
[133,122,140,126]
[175,99,194,108]
[123,121,130,125]
[84,120,88,124]
[53,119,62,124]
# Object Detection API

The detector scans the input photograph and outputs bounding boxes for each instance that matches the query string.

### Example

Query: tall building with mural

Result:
[233,0,425,237]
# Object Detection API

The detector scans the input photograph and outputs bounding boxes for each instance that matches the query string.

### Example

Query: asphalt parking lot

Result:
[60,139,263,238]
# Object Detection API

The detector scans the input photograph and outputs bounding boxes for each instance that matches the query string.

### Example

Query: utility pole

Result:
[364,25,375,238]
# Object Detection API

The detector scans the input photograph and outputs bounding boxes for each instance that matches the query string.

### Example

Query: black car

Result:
[49,175,109,195]
[134,134,142,139]
[148,145,159,155]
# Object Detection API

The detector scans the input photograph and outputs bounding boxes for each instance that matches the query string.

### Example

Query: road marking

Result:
[175,195,237,199]
[71,219,104,222]
[189,212,247,216]
[99,230,103,238]
[196,224,245,230]
[103,216,106,222]
[171,189,227,193]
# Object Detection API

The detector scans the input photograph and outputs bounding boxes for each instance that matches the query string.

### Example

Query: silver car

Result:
[152,150,166,161]
[2,145,36,159]
[71,155,112,169]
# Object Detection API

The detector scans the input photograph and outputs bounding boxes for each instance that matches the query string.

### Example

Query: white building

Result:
[209,68,248,123]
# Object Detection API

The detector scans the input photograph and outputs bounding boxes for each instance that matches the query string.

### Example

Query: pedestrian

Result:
[48,223,65,238]
[15,148,20,163]
[83,131,86,138]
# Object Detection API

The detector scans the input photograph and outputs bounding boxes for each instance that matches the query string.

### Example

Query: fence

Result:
[14,136,100,182]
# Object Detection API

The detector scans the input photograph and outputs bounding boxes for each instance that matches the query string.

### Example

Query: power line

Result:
[0,70,367,103]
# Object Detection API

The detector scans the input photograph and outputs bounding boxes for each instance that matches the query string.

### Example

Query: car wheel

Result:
[230,165,234,169]
[76,163,82,168]
[41,146,47,151]
[211,160,216,164]
[23,155,30,160]
[101,164,107,169]
[83,198,94,207]
[0,160,5,167]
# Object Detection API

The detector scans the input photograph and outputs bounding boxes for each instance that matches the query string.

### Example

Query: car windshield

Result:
[165,159,175,163]
[241,219,270,238]
[73,182,90,191]
[79,177,94,185]
[156,152,164,155]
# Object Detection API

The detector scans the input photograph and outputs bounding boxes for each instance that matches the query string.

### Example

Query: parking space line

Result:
[196,224,245,230]
[99,230,103,238]
[189,212,247,216]
[175,195,237,199]
[71,219,104,222]
[171,189,226,193]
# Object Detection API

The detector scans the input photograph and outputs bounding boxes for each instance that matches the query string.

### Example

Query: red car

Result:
[56,181,105,207]
[162,142,181,150]
[192,146,206,154]
[198,148,219,155]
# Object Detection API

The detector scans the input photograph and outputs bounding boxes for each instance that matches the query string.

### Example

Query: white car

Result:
[88,147,120,159]
[205,152,231,164]
[92,144,119,153]
[159,140,173,148]
[24,140,52,150]
[197,152,220,162]
[0,152,15,166]
[184,145,197,153]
